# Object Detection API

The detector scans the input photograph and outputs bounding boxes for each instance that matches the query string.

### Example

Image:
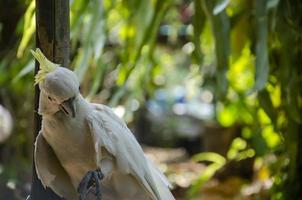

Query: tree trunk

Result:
[30,0,69,199]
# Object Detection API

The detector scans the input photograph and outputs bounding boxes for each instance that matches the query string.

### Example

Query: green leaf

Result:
[217,103,238,127]
[258,89,277,125]
[254,0,269,90]
[213,0,230,15]
[74,47,92,82]
[17,0,35,58]
[188,154,226,198]
[188,163,222,197]
[86,59,106,100]
[286,78,301,123]
[119,0,172,85]
[267,0,280,10]
[192,0,205,64]
[70,0,89,28]
[109,86,127,107]
[251,126,269,156]
[204,0,230,99]
[73,0,105,83]
[192,152,226,165]
[13,60,35,82]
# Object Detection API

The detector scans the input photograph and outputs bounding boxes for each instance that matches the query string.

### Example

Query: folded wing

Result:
[34,132,77,200]
[86,104,175,200]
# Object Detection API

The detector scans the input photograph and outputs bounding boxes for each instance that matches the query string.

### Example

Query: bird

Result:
[30,48,175,200]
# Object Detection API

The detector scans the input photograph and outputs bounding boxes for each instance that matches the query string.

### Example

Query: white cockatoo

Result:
[31,49,175,200]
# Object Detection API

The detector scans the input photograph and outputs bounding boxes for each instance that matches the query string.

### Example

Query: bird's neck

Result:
[38,90,60,116]
[75,94,90,111]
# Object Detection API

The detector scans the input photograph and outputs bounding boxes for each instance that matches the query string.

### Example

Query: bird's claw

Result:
[77,168,104,200]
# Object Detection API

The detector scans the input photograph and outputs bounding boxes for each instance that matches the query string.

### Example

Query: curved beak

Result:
[59,97,76,118]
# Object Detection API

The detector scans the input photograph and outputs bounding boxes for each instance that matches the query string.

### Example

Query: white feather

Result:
[87,104,175,200]
[33,64,175,200]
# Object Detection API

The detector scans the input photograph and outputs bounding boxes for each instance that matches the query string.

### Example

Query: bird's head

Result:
[31,48,79,118]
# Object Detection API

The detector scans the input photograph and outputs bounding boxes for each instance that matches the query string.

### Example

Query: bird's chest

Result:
[42,114,97,186]
[43,114,88,153]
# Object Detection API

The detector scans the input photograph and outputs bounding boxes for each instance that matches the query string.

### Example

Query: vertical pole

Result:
[30,0,69,199]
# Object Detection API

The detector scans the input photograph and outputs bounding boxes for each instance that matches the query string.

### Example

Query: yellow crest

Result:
[31,48,59,85]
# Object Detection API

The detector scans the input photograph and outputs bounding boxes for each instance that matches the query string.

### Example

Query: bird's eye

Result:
[48,96,53,101]
[79,86,81,91]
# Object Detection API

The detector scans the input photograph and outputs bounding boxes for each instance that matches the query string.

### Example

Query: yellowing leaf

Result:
[17,0,35,58]
[228,45,254,92]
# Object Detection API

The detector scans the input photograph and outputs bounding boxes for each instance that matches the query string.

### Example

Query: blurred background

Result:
[0,0,301,199]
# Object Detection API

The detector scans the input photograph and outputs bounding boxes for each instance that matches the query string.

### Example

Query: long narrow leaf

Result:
[192,0,205,64]
[213,0,230,15]
[17,0,35,58]
[254,0,269,90]
[204,0,230,99]
[192,152,226,165]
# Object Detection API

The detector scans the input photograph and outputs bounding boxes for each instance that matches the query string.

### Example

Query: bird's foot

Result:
[77,168,104,200]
